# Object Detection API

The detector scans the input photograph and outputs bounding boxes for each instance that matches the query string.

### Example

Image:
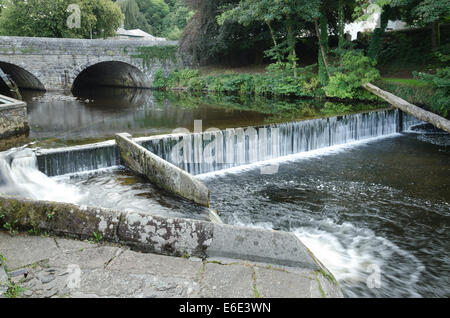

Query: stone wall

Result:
[0,94,28,138]
[0,36,180,90]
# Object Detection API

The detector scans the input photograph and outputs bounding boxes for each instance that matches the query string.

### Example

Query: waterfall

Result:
[31,109,423,178]
[141,109,423,175]
[0,148,83,203]
[36,142,120,177]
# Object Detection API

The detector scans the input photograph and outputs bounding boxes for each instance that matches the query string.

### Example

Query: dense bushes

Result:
[323,49,380,100]
[365,25,450,73]
[414,47,450,117]
[377,46,450,118]
[153,48,386,103]
[153,63,323,98]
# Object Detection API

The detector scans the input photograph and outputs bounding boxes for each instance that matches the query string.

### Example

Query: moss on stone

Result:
[0,197,102,240]
[315,274,327,298]
[132,46,178,68]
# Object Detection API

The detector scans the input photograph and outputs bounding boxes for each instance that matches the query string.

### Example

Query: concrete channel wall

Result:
[115,133,210,207]
[0,94,28,138]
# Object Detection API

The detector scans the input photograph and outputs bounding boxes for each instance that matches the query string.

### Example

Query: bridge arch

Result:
[0,61,46,91]
[71,60,151,91]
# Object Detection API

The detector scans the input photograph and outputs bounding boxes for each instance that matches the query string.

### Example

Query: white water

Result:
[0,148,84,203]
[230,213,425,298]
[196,133,401,179]
[293,221,424,296]
[144,109,420,176]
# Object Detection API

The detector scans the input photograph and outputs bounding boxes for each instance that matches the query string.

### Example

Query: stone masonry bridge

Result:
[0,36,180,91]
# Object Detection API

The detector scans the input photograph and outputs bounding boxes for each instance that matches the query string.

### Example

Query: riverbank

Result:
[0,232,341,298]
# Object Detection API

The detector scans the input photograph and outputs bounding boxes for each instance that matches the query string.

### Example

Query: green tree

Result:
[162,0,193,39]
[179,0,273,66]
[136,0,170,36]
[117,0,151,33]
[406,0,450,48]
[219,0,322,76]
[368,0,450,48]
[0,0,123,39]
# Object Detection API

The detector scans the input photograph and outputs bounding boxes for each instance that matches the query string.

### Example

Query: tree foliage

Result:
[117,0,151,33]
[323,49,380,99]
[414,47,450,117]
[118,0,192,39]
[0,0,124,39]
[179,0,273,66]
[219,0,321,65]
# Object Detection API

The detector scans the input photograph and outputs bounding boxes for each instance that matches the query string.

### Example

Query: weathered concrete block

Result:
[117,212,213,258]
[0,94,28,139]
[0,196,120,241]
[0,195,341,294]
[107,250,203,280]
[207,223,321,271]
[115,133,210,207]
[199,263,254,298]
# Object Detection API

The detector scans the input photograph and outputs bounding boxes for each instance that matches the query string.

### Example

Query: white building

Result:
[345,4,410,41]
[114,28,166,41]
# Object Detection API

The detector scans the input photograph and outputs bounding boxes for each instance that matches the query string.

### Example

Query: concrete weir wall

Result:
[0,94,28,138]
[115,133,210,207]
[0,195,341,297]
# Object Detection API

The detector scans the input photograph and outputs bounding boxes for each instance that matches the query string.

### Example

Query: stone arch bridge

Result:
[0,36,180,91]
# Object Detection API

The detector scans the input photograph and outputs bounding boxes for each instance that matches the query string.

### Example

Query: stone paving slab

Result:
[0,232,342,298]
[108,250,203,281]
[199,262,255,298]
[254,266,318,298]
[0,235,59,270]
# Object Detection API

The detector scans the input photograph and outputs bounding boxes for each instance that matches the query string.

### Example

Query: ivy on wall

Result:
[132,45,178,67]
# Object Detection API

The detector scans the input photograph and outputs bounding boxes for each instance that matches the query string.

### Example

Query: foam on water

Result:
[197,133,401,180]
[0,148,84,203]
[229,214,426,298]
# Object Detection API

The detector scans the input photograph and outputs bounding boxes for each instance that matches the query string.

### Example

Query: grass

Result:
[89,232,103,244]
[198,64,269,76]
[381,77,429,87]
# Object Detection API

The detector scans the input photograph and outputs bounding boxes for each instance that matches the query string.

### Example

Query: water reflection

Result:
[21,88,389,147]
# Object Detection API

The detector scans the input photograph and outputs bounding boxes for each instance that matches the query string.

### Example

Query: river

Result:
[0,87,448,298]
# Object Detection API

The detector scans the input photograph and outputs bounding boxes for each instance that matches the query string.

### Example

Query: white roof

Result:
[116,28,166,41]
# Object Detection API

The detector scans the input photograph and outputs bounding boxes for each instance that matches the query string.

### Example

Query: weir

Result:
[34,108,423,177]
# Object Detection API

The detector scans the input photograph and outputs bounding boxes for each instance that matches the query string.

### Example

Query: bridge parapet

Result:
[0,36,180,91]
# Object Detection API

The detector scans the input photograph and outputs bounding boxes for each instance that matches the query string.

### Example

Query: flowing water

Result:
[198,129,450,298]
[0,88,448,297]
[0,148,210,220]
